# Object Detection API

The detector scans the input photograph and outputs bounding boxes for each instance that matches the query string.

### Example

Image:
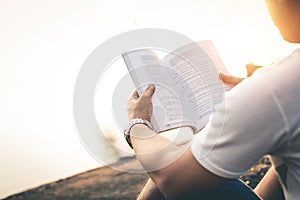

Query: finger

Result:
[129,90,139,101]
[219,73,244,86]
[246,63,262,77]
[141,84,155,98]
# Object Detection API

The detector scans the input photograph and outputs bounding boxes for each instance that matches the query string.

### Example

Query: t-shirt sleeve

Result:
[191,72,287,178]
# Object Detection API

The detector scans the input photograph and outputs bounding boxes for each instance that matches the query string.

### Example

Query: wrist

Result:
[124,118,153,149]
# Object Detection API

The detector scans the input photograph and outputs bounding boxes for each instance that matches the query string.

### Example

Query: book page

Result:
[122,49,197,132]
[197,41,232,90]
[197,41,228,74]
[162,41,226,130]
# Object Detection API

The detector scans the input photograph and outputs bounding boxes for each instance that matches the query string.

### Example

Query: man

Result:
[125,0,300,199]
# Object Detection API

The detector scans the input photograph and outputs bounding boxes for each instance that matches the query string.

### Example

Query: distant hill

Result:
[4,156,270,200]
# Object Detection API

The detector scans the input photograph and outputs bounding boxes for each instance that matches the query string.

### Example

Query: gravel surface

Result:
[5,156,272,200]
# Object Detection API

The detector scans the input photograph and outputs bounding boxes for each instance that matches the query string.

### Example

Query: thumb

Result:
[141,84,155,98]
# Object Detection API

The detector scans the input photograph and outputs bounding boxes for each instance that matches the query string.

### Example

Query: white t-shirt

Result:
[191,48,300,200]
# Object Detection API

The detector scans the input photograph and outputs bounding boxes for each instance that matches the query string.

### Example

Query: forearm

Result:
[137,178,165,200]
[130,125,195,196]
[130,125,229,199]
[130,124,192,175]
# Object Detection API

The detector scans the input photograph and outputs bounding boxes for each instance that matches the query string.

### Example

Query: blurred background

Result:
[0,0,299,198]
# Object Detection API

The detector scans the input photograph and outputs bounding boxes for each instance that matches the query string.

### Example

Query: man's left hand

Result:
[127,84,155,122]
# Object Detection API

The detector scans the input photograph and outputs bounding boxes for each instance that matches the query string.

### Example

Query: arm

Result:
[128,85,230,199]
[131,125,230,199]
[254,166,285,200]
[137,178,165,200]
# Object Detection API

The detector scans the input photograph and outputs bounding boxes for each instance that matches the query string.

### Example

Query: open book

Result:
[122,40,228,133]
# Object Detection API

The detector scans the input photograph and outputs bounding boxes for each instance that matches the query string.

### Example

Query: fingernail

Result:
[148,84,155,89]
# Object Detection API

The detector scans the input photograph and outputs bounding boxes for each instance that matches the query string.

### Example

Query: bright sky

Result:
[0,0,299,198]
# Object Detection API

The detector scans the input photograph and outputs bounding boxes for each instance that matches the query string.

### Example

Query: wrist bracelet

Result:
[123,118,152,149]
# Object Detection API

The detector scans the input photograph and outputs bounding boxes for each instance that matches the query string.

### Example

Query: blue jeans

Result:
[162,179,261,200]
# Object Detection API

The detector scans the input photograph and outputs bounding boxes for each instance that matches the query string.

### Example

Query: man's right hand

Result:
[220,63,263,87]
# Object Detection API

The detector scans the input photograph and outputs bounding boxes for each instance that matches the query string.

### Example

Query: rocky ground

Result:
[4,156,271,200]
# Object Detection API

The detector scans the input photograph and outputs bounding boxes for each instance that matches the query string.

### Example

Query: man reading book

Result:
[125,0,300,199]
